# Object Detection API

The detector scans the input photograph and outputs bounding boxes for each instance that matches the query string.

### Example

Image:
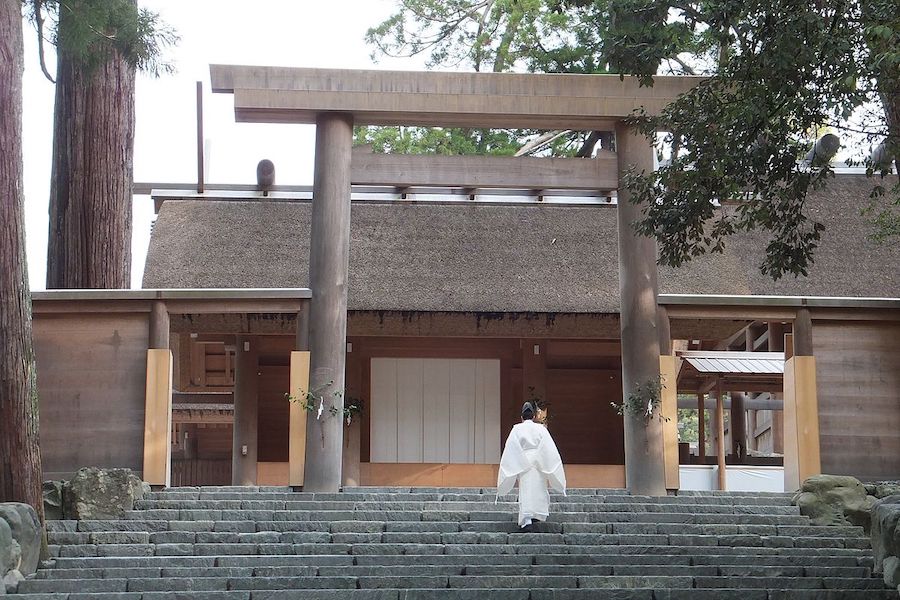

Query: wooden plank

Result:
[660,356,680,490]
[212,65,703,126]
[449,360,476,463]
[359,462,625,488]
[783,356,821,491]
[370,358,398,462]
[422,359,451,463]
[397,358,424,462]
[143,349,173,486]
[258,462,289,486]
[288,351,310,486]
[715,379,726,491]
[480,360,502,464]
[350,151,617,190]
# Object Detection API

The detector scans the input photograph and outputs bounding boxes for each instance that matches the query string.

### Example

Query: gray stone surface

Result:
[63,468,146,520]
[792,474,877,532]
[1,568,23,593]
[43,481,64,521]
[0,502,41,575]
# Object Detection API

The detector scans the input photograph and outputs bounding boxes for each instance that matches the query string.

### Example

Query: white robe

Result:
[496,420,567,527]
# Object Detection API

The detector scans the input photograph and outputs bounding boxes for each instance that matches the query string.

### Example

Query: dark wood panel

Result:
[196,424,232,459]
[546,369,624,465]
[814,322,900,479]
[34,314,149,479]
[258,365,290,462]
[171,459,231,486]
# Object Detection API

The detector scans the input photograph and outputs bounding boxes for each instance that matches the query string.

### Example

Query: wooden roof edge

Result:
[660,294,900,310]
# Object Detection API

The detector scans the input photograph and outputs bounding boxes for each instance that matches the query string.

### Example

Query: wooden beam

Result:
[783,356,821,491]
[148,300,169,349]
[715,378,727,491]
[143,349,173,487]
[350,149,617,191]
[794,308,814,356]
[697,393,706,463]
[660,356,680,490]
[289,351,310,487]
[211,65,704,128]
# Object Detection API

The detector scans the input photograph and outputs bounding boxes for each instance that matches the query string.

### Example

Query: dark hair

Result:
[521,402,536,419]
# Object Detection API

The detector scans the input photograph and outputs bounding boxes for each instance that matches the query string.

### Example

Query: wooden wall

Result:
[34,314,149,480]
[258,365,290,462]
[814,321,900,481]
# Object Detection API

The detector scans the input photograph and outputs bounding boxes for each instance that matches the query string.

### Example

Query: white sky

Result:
[22,0,425,290]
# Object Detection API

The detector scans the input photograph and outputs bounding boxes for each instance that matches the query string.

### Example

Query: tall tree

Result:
[0,0,43,518]
[36,0,175,288]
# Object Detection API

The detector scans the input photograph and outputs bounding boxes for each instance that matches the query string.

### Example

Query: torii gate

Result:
[210,65,703,494]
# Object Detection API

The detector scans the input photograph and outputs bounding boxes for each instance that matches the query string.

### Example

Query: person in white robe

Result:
[497,402,567,530]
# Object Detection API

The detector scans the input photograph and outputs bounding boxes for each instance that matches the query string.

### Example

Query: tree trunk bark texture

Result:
[0,0,45,519]
[46,8,135,289]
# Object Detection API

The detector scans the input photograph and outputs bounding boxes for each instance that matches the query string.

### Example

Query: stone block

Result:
[0,503,41,575]
[63,468,146,520]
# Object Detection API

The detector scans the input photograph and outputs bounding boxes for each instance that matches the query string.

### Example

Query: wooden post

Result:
[768,322,786,454]
[659,356,680,491]
[615,123,665,496]
[731,392,746,463]
[304,112,354,492]
[793,308,813,357]
[715,378,727,491]
[232,335,259,485]
[289,351,310,487]
[148,300,169,349]
[657,306,672,355]
[142,349,173,487]
[697,393,706,462]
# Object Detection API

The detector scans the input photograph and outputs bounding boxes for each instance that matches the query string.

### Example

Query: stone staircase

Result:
[13,486,895,599]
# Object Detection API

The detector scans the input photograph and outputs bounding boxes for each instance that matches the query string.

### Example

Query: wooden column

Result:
[659,356,680,491]
[784,310,820,490]
[697,393,706,462]
[731,392,746,463]
[143,300,172,487]
[290,301,311,488]
[232,335,259,485]
[715,378,727,490]
[615,123,665,496]
[149,300,169,349]
[304,112,354,492]
[768,322,786,454]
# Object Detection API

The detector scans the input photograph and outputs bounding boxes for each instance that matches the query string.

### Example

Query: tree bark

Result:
[0,0,45,519]
[46,2,136,289]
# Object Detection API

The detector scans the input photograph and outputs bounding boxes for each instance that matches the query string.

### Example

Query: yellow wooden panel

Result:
[289,351,310,487]
[143,349,173,486]
[257,462,289,485]
[359,462,625,488]
[783,356,821,491]
[660,356,680,491]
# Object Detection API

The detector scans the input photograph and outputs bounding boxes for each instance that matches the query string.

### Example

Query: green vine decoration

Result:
[611,377,667,422]
[285,381,365,426]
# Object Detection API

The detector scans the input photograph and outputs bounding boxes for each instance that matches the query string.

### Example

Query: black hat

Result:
[521,402,536,419]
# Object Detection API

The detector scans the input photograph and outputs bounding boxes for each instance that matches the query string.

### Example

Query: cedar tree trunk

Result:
[0,0,45,518]
[46,4,136,289]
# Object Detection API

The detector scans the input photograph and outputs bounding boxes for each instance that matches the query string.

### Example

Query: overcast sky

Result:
[21,0,425,289]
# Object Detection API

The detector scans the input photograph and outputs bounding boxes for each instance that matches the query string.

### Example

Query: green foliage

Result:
[625,0,898,279]
[29,0,178,76]
[370,0,898,274]
[285,382,364,426]
[611,377,665,421]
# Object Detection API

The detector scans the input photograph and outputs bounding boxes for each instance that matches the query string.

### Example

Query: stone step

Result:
[44,552,870,570]
[46,542,875,560]
[132,500,801,514]
[15,574,891,594]
[32,563,873,580]
[46,531,870,552]
[7,590,900,600]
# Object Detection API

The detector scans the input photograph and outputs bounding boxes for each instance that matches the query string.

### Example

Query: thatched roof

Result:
[143,175,898,313]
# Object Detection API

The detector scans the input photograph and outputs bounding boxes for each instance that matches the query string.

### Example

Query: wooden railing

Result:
[171,459,231,486]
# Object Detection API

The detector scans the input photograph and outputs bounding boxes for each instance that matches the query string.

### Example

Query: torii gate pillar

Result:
[304,112,354,492]
[616,123,667,496]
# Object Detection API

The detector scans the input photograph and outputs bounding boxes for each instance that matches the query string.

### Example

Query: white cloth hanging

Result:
[496,420,566,528]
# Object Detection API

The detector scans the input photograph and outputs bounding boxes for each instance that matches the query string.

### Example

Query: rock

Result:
[883,556,900,588]
[792,474,877,532]
[0,518,20,575]
[0,503,41,575]
[876,482,900,499]
[1,569,23,593]
[42,481,64,520]
[865,484,878,496]
[871,495,900,576]
[63,467,146,520]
